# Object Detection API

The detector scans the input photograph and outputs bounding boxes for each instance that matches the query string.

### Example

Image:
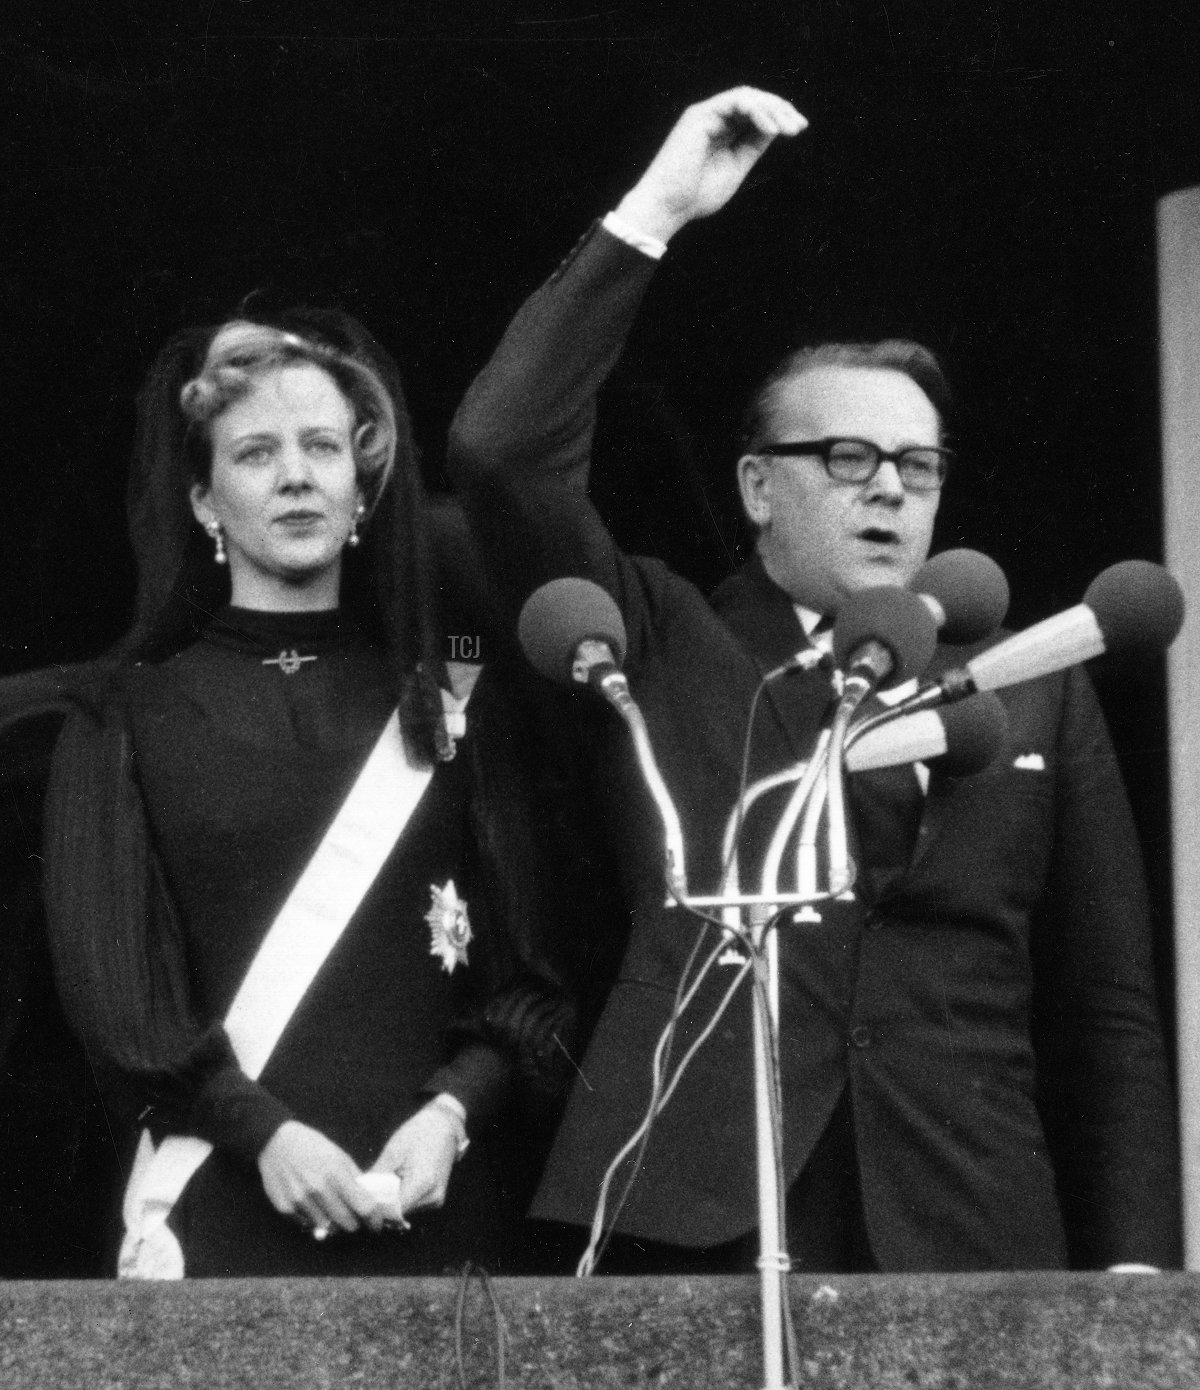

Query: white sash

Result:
[118,710,433,1279]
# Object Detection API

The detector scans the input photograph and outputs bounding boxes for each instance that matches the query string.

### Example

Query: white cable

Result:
[576,947,754,1276]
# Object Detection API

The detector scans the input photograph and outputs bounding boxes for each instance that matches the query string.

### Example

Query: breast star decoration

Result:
[425,880,473,973]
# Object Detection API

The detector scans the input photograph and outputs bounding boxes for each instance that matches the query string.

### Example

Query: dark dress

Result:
[90,607,521,1276]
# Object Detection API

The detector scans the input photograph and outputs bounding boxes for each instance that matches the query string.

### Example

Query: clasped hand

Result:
[257,1103,464,1236]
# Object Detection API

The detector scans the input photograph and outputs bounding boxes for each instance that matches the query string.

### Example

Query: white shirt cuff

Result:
[430,1092,467,1125]
[601,210,668,260]
[428,1093,470,1158]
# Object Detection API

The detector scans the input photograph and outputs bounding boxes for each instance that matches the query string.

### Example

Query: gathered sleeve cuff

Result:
[182,1059,297,1166]
[422,1041,513,1133]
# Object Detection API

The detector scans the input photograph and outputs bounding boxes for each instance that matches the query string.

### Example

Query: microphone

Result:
[910,548,1010,643]
[517,576,628,689]
[517,578,688,898]
[847,691,1009,776]
[907,559,1185,710]
[831,586,939,708]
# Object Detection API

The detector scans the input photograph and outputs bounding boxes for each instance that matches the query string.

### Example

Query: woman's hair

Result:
[740,339,955,450]
[177,319,397,511]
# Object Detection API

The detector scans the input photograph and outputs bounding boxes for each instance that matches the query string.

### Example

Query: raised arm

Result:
[448,88,806,624]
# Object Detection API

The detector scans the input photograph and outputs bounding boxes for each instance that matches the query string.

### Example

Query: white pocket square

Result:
[1013,753,1046,771]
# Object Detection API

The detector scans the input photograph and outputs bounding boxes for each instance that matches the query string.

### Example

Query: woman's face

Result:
[190,361,363,610]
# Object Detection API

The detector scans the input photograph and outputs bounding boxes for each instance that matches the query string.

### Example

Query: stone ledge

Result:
[1,1271,1198,1388]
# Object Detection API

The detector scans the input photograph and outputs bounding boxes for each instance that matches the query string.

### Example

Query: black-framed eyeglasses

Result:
[754,437,952,493]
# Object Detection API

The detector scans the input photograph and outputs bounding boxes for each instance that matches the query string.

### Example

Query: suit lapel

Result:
[709,556,833,766]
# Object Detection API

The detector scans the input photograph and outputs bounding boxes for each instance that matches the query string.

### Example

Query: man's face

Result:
[737,365,942,613]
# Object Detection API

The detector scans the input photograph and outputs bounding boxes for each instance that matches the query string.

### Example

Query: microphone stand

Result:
[590,665,690,900]
[661,720,842,1390]
[590,645,856,1388]
[595,660,813,1384]
[823,698,861,898]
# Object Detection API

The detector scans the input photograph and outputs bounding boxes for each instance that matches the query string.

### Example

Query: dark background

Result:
[2,2,1197,1012]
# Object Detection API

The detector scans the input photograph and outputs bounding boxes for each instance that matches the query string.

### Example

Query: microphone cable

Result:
[722,669,775,888]
[576,931,754,1276]
[579,658,831,1275]
[453,1261,507,1390]
[721,651,829,889]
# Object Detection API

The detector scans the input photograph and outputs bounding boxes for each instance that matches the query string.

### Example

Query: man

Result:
[449,88,1179,1272]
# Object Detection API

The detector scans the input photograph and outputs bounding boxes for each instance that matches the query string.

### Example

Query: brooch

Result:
[425,880,472,973]
[262,649,317,675]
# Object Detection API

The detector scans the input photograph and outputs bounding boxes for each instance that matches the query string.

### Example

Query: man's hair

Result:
[740,340,955,450]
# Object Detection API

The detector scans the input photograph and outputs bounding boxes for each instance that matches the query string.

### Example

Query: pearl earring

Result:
[204,520,227,565]
[347,502,366,548]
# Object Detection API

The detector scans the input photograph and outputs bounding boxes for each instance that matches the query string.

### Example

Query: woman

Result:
[29,307,571,1277]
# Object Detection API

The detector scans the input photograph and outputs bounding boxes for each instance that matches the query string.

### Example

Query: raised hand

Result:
[615,87,807,244]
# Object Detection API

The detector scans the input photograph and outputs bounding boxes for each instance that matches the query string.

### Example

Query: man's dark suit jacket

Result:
[449,222,1180,1270]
